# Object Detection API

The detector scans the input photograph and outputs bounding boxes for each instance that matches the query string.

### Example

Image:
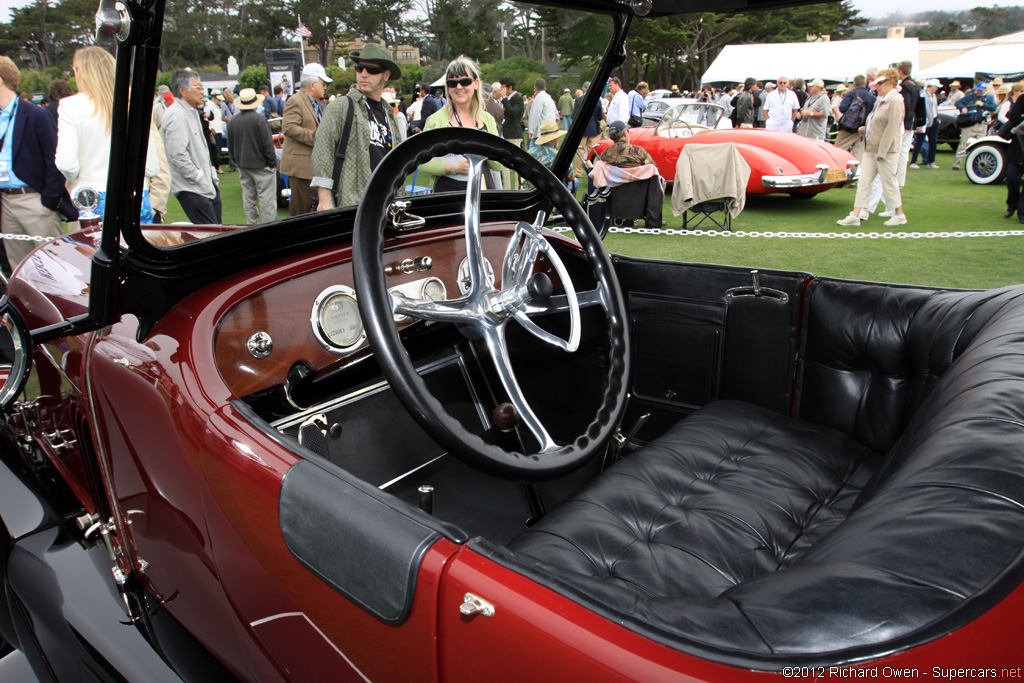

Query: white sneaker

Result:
[927,163,940,169]
[859,209,870,221]
[883,214,908,226]
[837,214,861,226]
[879,209,895,218]
[909,163,920,169]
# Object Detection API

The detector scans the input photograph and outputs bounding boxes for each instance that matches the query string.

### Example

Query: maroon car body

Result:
[1,0,1022,681]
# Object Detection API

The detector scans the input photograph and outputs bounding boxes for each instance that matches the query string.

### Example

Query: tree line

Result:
[2,0,866,96]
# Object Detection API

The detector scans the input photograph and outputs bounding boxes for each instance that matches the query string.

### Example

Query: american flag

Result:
[297,18,312,38]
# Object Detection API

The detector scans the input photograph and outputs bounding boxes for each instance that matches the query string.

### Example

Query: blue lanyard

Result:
[0,97,18,151]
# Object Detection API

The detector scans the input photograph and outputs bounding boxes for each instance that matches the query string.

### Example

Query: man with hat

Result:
[796,78,830,140]
[312,44,404,210]
[227,87,277,224]
[830,83,847,122]
[280,62,332,215]
[947,80,964,106]
[153,84,172,129]
[952,81,996,171]
[528,120,566,170]
[910,79,942,169]
[558,87,574,130]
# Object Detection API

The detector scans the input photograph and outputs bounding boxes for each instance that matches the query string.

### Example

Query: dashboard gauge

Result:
[457,257,495,295]
[389,277,448,324]
[311,285,365,354]
[420,277,447,302]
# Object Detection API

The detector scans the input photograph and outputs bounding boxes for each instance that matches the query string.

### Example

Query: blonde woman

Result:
[421,56,503,192]
[56,46,158,220]
[837,68,906,227]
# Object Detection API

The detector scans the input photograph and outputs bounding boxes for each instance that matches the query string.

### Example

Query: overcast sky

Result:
[0,0,1015,28]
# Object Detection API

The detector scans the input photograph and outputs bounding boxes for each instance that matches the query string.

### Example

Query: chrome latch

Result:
[388,200,425,232]
[459,593,495,618]
[725,270,789,304]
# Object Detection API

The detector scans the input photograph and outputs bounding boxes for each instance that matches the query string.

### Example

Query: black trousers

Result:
[1007,162,1024,219]
[176,189,222,225]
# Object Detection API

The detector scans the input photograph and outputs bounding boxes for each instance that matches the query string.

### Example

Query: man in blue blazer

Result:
[0,55,75,270]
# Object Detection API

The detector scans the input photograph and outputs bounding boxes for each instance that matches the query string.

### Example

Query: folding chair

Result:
[671,143,751,232]
[682,199,731,231]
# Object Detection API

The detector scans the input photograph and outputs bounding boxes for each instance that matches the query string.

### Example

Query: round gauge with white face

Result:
[420,277,447,302]
[311,285,365,354]
[457,257,495,295]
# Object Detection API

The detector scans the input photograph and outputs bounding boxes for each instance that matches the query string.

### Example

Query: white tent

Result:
[918,31,1024,80]
[701,38,919,85]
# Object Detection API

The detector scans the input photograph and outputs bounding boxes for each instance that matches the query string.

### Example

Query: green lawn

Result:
[166,148,1023,290]
[604,149,1024,290]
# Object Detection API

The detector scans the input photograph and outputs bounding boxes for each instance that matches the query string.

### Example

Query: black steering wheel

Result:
[352,128,630,482]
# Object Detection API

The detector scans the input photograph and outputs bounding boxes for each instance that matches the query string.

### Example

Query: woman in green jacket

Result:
[422,56,503,192]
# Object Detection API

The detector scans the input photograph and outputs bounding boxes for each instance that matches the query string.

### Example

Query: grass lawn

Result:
[165,148,1023,290]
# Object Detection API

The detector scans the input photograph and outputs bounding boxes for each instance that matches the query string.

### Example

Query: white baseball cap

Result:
[301,62,333,83]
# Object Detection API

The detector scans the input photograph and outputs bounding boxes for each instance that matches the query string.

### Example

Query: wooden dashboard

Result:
[214,230,559,398]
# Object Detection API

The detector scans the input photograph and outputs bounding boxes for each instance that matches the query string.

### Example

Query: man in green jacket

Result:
[312,43,405,210]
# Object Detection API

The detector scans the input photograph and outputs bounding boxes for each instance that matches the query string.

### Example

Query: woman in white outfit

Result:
[837,68,907,227]
[56,46,158,220]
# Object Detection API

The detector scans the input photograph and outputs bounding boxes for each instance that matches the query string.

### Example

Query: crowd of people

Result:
[2,41,1023,275]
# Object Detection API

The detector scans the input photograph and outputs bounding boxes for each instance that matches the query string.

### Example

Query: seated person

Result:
[528,120,566,169]
[599,120,654,167]
[591,120,663,228]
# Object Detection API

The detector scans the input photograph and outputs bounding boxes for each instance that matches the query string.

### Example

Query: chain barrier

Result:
[0,233,52,242]
[550,226,1024,239]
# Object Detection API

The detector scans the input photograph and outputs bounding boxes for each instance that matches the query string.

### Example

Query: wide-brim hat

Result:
[950,80,961,87]
[834,84,848,93]
[536,120,566,145]
[236,87,264,110]
[349,43,402,81]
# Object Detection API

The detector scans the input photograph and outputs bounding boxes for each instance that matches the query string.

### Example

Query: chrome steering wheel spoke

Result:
[480,324,559,454]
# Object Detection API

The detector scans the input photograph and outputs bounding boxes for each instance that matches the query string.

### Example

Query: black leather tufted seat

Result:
[506,282,1024,665]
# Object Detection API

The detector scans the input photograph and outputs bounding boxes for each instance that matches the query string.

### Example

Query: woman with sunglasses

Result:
[420,56,503,192]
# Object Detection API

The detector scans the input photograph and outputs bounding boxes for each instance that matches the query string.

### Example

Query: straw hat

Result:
[536,120,566,145]
[834,84,848,94]
[236,87,265,110]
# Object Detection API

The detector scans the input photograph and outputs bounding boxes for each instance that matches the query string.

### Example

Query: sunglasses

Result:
[354,63,385,75]
[446,77,475,89]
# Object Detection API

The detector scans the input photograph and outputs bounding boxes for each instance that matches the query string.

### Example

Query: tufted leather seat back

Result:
[503,281,1024,666]
[796,280,1019,454]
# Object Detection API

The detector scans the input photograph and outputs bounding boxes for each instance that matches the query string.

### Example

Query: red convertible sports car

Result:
[592,103,861,197]
[1,0,1022,681]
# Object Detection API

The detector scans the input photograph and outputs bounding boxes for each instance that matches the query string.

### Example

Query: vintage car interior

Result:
[1,0,1022,680]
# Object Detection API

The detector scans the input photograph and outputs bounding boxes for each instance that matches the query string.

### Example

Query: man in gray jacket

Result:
[227,88,278,224]
[162,69,221,224]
